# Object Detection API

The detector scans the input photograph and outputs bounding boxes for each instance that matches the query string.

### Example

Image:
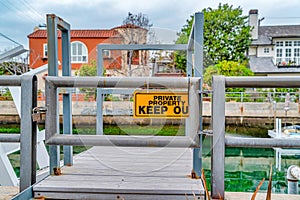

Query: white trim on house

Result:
[43,43,48,58]
[274,39,300,66]
[71,41,88,63]
[248,9,300,75]
[257,45,273,58]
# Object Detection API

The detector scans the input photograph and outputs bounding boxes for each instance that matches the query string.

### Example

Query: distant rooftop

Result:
[27,29,121,38]
[249,56,300,74]
[259,25,300,37]
[251,25,300,45]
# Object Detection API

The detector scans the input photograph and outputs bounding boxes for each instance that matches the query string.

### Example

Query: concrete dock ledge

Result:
[225,192,299,200]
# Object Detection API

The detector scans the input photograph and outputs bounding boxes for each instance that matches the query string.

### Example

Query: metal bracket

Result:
[202,129,213,136]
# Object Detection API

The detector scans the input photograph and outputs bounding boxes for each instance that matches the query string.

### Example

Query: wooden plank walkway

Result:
[0,186,18,200]
[33,146,205,199]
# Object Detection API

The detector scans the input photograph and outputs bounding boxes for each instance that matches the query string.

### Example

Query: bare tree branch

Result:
[118,12,153,76]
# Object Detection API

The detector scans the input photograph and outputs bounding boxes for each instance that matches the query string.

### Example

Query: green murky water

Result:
[4,124,300,194]
[201,133,300,194]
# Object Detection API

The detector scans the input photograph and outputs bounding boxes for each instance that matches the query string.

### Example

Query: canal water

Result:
[202,140,299,193]
[201,124,300,194]
[4,124,300,194]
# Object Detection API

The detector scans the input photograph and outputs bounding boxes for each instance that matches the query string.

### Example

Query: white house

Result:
[248,9,300,76]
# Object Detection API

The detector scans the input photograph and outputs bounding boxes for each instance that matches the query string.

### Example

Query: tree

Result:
[75,60,99,100]
[76,60,97,76]
[119,12,153,76]
[176,3,252,70]
[203,60,253,86]
[122,12,153,43]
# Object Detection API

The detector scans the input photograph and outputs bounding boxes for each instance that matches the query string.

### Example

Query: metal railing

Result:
[46,13,73,173]
[96,12,204,178]
[7,12,204,199]
[50,90,300,103]
[203,91,300,103]
[45,76,201,173]
[0,75,37,192]
[211,75,300,199]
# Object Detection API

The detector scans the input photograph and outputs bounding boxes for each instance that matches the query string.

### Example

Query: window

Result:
[276,49,282,64]
[275,40,300,66]
[294,41,300,46]
[285,49,292,57]
[103,50,110,58]
[43,44,48,57]
[276,41,283,46]
[276,49,282,57]
[285,48,292,62]
[263,48,269,54]
[285,41,292,46]
[294,48,300,65]
[294,48,300,57]
[71,41,88,63]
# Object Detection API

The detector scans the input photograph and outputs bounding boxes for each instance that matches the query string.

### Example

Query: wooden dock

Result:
[0,186,18,200]
[33,146,205,199]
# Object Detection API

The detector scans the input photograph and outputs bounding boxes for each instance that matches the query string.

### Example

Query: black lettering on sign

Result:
[147,106,153,114]
[174,106,181,114]
[134,92,189,118]
[173,106,188,115]
[161,106,167,114]
[182,106,188,114]
[138,106,146,114]
[138,106,169,115]
[154,106,160,114]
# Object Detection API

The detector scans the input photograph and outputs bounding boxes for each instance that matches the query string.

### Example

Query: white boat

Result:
[268,119,300,138]
[282,125,300,138]
[268,118,300,171]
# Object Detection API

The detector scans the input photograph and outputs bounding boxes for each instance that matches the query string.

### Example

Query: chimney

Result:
[249,9,259,40]
[33,26,40,32]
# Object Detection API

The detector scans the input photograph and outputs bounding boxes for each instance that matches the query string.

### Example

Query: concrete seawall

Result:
[0,101,299,126]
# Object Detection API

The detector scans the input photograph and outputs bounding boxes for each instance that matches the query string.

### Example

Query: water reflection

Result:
[202,138,299,193]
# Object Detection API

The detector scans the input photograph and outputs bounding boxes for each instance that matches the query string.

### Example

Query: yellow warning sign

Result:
[133,91,189,118]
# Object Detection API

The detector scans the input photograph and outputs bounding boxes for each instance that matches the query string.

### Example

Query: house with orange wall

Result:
[27,25,149,92]
[27,28,123,72]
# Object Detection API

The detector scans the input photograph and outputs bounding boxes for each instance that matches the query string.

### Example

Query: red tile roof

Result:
[28,29,121,38]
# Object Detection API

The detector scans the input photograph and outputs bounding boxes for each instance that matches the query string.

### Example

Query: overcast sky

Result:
[1,0,300,49]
